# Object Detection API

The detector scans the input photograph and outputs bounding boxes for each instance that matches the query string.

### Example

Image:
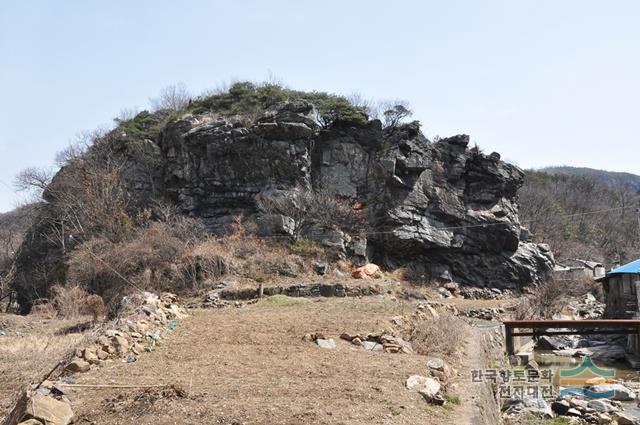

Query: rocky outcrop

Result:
[154,101,552,288]
[11,99,553,307]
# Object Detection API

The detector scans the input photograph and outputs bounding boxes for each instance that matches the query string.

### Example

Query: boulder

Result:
[351,263,381,279]
[503,396,552,418]
[111,335,129,355]
[587,399,618,413]
[613,412,639,425]
[257,214,295,237]
[23,395,74,425]
[83,347,99,364]
[65,359,90,373]
[551,400,571,415]
[405,375,441,402]
[589,384,636,401]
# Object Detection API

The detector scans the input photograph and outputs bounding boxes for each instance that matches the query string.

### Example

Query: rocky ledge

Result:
[156,101,553,288]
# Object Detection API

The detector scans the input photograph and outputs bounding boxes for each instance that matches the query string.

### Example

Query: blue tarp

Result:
[608,259,640,275]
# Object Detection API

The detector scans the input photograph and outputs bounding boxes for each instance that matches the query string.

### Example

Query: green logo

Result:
[558,356,615,398]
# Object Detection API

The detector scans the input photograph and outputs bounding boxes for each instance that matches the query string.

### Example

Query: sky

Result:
[1,0,639,212]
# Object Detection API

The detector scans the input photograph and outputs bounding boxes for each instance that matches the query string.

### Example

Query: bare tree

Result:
[13,167,54,195]
[519,171,640,264]
[150,82,191,112]
[54,128,108,167]
[347,93,376,119]
[256,187,367,239]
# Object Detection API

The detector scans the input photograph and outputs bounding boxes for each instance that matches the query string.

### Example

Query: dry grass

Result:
[0,314,88,413]
[65,218,326,305]
[50,284,106,321]
[512,276,598,320]
[409,311,467,358]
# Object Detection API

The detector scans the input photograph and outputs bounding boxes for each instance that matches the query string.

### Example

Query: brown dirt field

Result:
[69,296,468,424]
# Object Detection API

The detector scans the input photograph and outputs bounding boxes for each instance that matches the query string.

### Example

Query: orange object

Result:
[351,263,381,279]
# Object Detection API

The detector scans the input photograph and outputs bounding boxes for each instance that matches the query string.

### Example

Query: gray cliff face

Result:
[155,101,553,287]
[11,100,553,309]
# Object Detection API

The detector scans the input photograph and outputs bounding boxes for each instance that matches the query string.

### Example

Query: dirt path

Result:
[67,296,476,424]
[450,322,504,425]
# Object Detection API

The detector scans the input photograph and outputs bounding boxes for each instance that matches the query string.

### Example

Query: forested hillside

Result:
[519,170,640,265]
[0,205,34,270]
[541,166,640,192]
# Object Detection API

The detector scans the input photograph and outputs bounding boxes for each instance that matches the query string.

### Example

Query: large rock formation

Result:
[11,99,553,308]
[155,100,552,287]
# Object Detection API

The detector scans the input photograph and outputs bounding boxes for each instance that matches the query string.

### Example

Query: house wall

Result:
[604,273,640,355]
[603,274,639,319]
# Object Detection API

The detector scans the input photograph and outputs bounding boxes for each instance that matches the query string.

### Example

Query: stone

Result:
[587,399,618,413]
[111,335,129,355]
[18,420,44,425]
[123,354,138,363]
[405,375,441,403]
[589,384,636,401]
[351,337,362,346]
[65,359,90,373]
[23,394,74,425]
[443,282,459,292]
[570,398,589,409]
[313,262,328,276]
[257,214,295,236]
[427,358,445,371]
[316,338,336,349]
[362,341,383,351]
[340,333,355,341]
[551,399,571,415]
[613,412,638,425]
[82,347,98,364]
[96,349,109,360]
[437,287,453,298]
[584,293,597,304]
[566,408,582,417]
[597,413,612,424]
[503,396,552,418]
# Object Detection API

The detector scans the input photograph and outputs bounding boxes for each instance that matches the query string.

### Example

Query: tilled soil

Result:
[69,296,459,424]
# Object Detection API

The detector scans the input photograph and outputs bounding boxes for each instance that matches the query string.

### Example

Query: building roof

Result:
[564,258,604,269]
[608,259,640,276]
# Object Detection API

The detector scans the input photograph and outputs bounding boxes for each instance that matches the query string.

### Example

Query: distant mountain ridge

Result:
[540,166,640,192]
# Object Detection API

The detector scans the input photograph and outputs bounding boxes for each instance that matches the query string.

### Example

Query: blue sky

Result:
[1,0,639,212]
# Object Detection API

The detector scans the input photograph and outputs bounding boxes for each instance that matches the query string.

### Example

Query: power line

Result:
[211,202,640,240]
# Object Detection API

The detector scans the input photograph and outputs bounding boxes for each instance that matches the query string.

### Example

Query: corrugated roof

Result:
[608,259,640,275]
